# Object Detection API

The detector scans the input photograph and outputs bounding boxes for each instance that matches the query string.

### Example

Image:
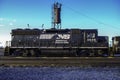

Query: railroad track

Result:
[1,57,120,67]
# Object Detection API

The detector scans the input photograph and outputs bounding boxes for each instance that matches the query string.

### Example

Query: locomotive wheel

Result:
[27,50,32,57]
[22,50,28,57]
[22,49,41,57]
[30,50,35,56]
[89,50,95,57]
[97,50,104,56]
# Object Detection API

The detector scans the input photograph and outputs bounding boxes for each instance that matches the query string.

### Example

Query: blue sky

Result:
[0,0,120,46]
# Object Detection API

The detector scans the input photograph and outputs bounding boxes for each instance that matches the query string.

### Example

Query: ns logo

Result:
[56,34,70,39]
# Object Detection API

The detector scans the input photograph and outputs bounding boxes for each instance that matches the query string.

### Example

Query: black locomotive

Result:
[4,28,109,57]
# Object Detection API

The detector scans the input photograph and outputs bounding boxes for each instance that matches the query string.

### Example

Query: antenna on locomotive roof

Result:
[41,24,44,29]
[27,24,30,28]
[52,2,62,29]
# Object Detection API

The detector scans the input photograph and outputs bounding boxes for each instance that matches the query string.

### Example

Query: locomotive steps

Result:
[1,57,120,67]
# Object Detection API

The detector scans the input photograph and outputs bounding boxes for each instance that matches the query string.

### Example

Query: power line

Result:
[63,3,120,31]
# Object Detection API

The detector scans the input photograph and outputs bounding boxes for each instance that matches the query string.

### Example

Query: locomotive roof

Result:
[11,28,99,35]
[45,29,70,33]
[82,29,98,31]
[82,29,98,33]
[12,28,41,35]
[113,36,120,38]
[112,36,120,40]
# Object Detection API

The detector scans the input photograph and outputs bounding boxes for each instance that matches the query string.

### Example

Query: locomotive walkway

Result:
[0,57,120,67]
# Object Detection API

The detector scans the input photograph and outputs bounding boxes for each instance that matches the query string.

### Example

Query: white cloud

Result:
[0,18,4,21]
[9,22,13,26]
[13,19,16,22]
[0,24,4,27]
[8,19,17,26]
[0,35,11,47]
[0,18,17,22]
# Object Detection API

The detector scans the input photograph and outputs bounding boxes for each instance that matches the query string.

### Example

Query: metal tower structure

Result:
[52,2,62,29]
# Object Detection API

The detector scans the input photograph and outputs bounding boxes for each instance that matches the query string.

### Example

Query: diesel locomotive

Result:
[4,2,120,57]
[4,28,109,57]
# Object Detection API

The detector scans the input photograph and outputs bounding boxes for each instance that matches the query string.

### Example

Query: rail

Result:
[1,57,120,67]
